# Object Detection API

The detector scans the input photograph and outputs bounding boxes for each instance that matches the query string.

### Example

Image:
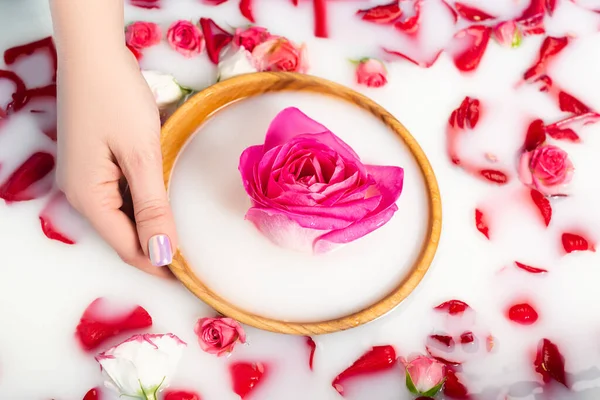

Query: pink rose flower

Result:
[355,58,388,88]
[252,38,308,73]
[125,21,161,50]
[404,355,447,397]
[167,20,204,58]
[519,144,574,196]
[233,26,272,52]
[238,107,404,254]
[493,21,522,48]
[194,317,246,356]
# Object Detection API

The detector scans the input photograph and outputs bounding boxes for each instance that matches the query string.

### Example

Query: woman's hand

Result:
[51,0,177,277]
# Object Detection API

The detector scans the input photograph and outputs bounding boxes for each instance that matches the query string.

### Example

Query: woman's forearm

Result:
[49,0,126,61]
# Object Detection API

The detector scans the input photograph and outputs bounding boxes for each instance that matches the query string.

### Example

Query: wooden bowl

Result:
[161,72,442,335]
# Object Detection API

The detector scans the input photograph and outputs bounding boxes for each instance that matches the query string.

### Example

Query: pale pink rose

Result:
[404,355,447,396]
[519,144,574,196]
[355,58,388,88]
[167,20,204,58]
[252,38,308,73]
[125,21,162,50]
[233,26,272,52]
[238,107,404,254]
[493,21,522,48]
[194,317,246,356]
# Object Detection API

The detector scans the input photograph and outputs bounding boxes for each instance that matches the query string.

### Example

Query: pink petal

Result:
[239,144,265,194]
[365,165,404,213]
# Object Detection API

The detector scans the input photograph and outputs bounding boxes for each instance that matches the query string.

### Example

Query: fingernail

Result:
[148,234,173,267]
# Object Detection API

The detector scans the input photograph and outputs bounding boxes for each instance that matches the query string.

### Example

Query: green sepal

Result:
[406,371,419,395]
[421,378,446,397]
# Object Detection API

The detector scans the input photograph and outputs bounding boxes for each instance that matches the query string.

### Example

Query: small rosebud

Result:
[141,70,186,108]
[493,21,522,48]
[405,355,447,397]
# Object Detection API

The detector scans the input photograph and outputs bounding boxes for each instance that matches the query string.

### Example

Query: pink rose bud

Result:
[355,58,388,88]
[167,20,204,58]
[252,38,309,73]
[194,317,246,356]
[405,355,447,397]
[493,21,522,48]
[125,21,162,50]
[518,144,574,196]
[238,107,404,254]
[233,26,272,52]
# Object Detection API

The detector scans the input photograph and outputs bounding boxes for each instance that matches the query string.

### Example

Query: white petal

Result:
[141,70,184,107]
[217,46,258,81]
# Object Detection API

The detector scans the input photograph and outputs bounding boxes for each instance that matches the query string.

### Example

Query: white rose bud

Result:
[217,46,258,81]
[95,333,187,400]
[141,70,185,108]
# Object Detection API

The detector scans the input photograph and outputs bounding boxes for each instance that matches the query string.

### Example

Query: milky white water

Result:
[2,0,600,399]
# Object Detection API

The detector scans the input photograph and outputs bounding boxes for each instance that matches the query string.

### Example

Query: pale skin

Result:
[49,0,176,278]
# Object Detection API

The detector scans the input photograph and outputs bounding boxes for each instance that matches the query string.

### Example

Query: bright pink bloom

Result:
[405,355,447,396]
[355,58,388,88]
[519,144,574,196]
[252,38,308,73]
[194,317,246,356]
[238,107,404,253]
[167,20,204,57]
[125,21,161,50]
[233,26,272,52]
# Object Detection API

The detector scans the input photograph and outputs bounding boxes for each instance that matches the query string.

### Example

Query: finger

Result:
[116,144,178,268]
[76,180,173,279]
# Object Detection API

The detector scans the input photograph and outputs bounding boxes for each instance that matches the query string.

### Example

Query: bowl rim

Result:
[161,71,442,335]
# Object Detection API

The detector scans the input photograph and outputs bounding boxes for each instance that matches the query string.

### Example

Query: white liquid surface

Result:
[2,0,600,399]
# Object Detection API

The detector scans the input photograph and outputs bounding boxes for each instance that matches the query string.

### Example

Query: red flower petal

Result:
[126,43,143,61]
[507,302,539,325]
[199,18,233,64]
[524,119,546,151]
[382,48,442,68]
[523,37,569,81]
[545,126,580,142]
[75,298,153,351]
[517,0,546,35]
[0,152,55,203]
[534,338,568,387]
[230,362,266,399]
[434,299,471,315]
[83,388,101,400]
[530,189,552,227]
[394,0,423,34]
[4,36,57,83]
[332,345,397,395]
[460,332,474,344]
[558,91,592,115]
[306,336,316,370]
[313,0,329,37]
[546,0,557,15]
[164,390,202,400]
[202,0,229,4]
[239,0,255,23]
[454,2,495,22]
[451,25,492,72]
[430,334,455,347]
[0,69,28,112]
[515,261,548,274]
[450,96,481,129]
[475,208,490,239]
[480,169,509,184]
[444,368,470,399]
[130,0,161,9]
[357,2,403,24]
[562,232,595,253]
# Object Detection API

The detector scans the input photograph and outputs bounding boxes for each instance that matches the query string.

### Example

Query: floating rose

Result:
[354,58,388,88]
[404,355,447,397]
[238,107,404,253]
[217,46,258,81]
[194,316,246,356]
[125,21,161,50]
[518,144,574,196]
[252,37,308,73]
[95,333,186,400]
[167,20,204,58]
[493,21,522,48]
[141,70,187,108]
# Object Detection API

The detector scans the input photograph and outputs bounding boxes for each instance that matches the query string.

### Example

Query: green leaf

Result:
[405,371,419,395]
[421,378,446,397]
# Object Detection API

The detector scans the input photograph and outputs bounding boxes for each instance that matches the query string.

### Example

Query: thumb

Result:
[117,146,178,267]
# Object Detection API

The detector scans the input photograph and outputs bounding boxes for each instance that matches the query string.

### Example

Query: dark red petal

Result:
[530,189,552,227]
[164,390,202,400]
[430,334,454,347]
[515,261,548,274]
[126,43,142,61]
[129,0,161,9]
[0,69,28,112]
[332,345,397,395]
[434,300,470,315]
[460,332,474,344]
[444,368,470,399]
[452,25,492,72]
[83,388,101,400]
[202,0,229,4]
[239,0,255,23]
[306,336,316,370]
[545,126,580,142]
[4,36,57,82]
[229,362,266,399]
[394,0,422,34]
[524,119,546,151]
[507,303,539,325]
[454,2,495,21]
[0,152,55,202]
[313,0,329,37]
[357,2,403,24]
[517,0,546,35]
[534,338,568,387]
[199,18,233,64]
[75,298,153,351]
[546,0,557,15]
[475,208,490,239]
[562,232,595,253]
[523,37,569,81]
[558,91,592,115]
[480,169,509,184]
